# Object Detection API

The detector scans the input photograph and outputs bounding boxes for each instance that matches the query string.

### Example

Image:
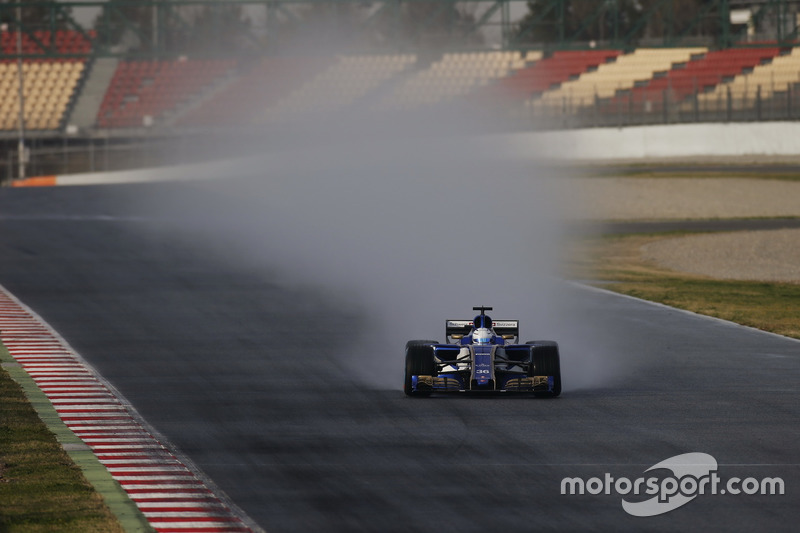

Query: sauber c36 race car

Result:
[404,306,561,397]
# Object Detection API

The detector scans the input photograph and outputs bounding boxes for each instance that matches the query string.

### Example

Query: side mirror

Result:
[502,335,515,340]
[452,334,463,340]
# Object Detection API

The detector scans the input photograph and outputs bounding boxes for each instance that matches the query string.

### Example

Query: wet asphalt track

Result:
[1,183,799,532]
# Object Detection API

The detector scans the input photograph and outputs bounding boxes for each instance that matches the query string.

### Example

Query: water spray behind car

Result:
[135,92,626,393]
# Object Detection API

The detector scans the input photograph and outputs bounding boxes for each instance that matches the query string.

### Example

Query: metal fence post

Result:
[62,135,68,172]
[726,86,732,122]
[628,90,633,127]
[30,138,37,178]
[756,85,762,121]
[104,134,110,171]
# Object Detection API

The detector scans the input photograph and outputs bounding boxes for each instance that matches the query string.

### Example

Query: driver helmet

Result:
[472,328,493,345]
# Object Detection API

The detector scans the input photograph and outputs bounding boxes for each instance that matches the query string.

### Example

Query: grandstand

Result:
[374,51,532,111]
[0,61,84,131]
[263,54,416,120]
[486,50,622,100]
[0,30,93,132]
[529,48,709,113]
[695,47,800,111]
[2,0,800,181]
[599,47,783,114]
[0,30,93,56]
[1,44,798,134]
[97,58,236,128]
[176,57,330,128]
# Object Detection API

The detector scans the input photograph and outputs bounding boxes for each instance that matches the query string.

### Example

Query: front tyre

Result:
[527,341,561,398]
[404,344,436,397]
[405,340,438,349]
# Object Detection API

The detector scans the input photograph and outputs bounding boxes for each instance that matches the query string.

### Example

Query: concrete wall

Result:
[12,121,800,187]
[522,121,800,161]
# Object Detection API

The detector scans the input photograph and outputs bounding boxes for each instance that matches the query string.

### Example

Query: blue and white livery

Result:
[404,306,562,397]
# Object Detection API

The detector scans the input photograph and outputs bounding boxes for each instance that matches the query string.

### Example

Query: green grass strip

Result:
[569,232,800,340]
[0,340,153,533]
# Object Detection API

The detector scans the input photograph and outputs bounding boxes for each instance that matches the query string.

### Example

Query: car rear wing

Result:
[446,319,519,344]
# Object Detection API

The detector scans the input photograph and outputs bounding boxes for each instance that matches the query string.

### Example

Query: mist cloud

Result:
[137,104,629,392]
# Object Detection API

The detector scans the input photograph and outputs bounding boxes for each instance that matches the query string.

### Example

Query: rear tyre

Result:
[527,341,561,398]
[404,344,437,397]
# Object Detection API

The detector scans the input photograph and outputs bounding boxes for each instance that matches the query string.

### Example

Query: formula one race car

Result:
[404,306,561,397]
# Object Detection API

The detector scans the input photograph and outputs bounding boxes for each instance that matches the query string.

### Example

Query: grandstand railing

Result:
[522,82,800,130]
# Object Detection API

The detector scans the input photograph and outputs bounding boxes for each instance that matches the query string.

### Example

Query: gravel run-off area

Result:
[575,176,800,283]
